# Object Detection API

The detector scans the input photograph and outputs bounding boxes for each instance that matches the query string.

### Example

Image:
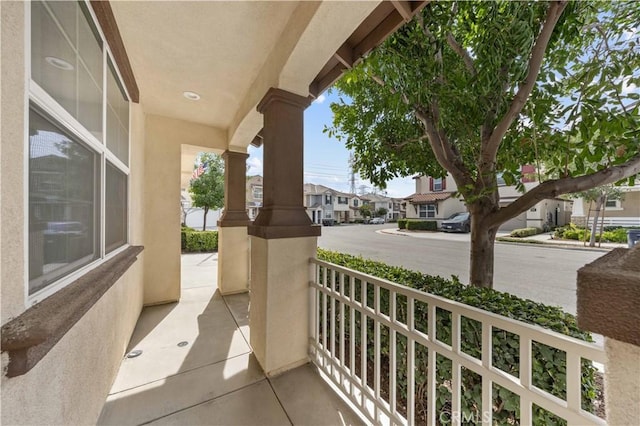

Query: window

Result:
[605,199,622,209]
[338,197,348,204]
[252,185,263,200]
[353,199,359,207]
[433,178,443,192]
[325,194,332,204]
[28,0,130,298]
[419,204,437,218]
[325,212,332,218]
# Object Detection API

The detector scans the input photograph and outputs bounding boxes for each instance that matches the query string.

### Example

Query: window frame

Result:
[25,0,132,306]
[433,178,443,192]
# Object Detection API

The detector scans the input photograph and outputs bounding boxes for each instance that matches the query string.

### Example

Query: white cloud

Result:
[247,157,262,175]
[312,94,326,104]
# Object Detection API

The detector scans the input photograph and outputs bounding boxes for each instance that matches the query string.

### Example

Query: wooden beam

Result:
[391,1,413,22]
[250,129,264,147]
[334,43,354,69]
[90,1,139,103]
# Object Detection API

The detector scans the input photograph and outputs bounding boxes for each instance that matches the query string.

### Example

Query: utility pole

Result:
[348,152,357,194]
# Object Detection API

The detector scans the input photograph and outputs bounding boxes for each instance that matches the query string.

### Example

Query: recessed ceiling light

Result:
[183,91,201,101]
[45,56,74,71]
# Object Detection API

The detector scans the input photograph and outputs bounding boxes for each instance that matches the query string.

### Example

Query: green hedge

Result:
[316,249,596,425]
[406,219,437,231]
[554,224,630,243]
[510,227,542,238]
[397,218,408,229]
[181,228,218,252]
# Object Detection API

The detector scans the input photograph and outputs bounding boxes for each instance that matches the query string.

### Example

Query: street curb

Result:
[378,228,617,252]
[495,240,613,253]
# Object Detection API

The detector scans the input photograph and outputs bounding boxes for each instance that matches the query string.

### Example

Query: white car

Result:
[370,217,385,224]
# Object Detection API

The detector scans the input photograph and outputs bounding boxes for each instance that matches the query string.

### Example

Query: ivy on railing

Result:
[316,249,598,425]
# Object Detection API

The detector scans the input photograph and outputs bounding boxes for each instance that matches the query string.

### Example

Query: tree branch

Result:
[483,1,568,162]
[488,153,640,226]
[414,107,473,189]
[446,33,477,76]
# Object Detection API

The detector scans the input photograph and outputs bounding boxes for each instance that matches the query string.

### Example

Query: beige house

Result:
[1,2,637,425]
[405,174,572,231]
[246,175,263,221]
[571,185,640,228]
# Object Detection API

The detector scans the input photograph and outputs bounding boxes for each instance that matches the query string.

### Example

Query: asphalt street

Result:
[318,224,604,315]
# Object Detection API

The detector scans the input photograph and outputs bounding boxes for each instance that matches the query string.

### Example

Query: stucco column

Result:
[217,150,250,295]
[248,88,320,376]
[577,246,640,425]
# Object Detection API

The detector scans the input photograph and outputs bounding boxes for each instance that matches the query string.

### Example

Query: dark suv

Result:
[441,212,470,233]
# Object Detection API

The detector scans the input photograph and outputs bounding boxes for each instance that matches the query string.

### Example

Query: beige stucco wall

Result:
[250,236,317,376]
[143,115,226,305]
[604,337,640,425]
[607,191,640,218]
[1,0,27,324]
[1,4,146,423]
[1,257,144,425]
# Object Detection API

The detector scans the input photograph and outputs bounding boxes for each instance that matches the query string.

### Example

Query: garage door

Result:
[499,211,526,231]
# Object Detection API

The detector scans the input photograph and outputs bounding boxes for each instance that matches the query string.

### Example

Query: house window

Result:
[338,196,348,204]
[419,204,436,218]
[433,178,443,192]
[252,186,263,200]
[325,194,332,204]
[28,0,130,298]
[605,199,621,209]
[353,199,359,207]
[325,212,332,218]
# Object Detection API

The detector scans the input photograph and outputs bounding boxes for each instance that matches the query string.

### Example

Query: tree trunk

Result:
[469,207,499,288]
[202,206,209,231]
[588,195,605,247]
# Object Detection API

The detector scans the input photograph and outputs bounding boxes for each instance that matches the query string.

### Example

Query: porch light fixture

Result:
[183,91,201,101]
[45,56,74,71]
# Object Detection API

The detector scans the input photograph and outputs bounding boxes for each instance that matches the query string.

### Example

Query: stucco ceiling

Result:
[109,1,300,131]
[108,0,424,183]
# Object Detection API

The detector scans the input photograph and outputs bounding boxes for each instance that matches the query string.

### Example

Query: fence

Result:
[309,258,606,425]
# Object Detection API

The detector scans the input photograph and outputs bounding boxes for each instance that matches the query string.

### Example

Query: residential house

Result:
[391,197,406,220]
[246,175,263,220]
[1,2,634,425]
[361,193,395,221]
[571,184,640,228]
[303,183,353,223]
[405,171,572,231]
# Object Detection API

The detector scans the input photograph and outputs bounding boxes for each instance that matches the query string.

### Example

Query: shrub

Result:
[353,218,365,224]
[182,230,218,252]
[510,227,542,238]
[406,219,437,231]
[397,218,407,229]
[316,249,596,425]
[555,224,631,243]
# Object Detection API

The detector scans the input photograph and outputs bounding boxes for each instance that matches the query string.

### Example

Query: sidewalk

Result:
[379,228,628,251]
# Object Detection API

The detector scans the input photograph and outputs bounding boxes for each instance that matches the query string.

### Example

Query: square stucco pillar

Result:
[217,150,250,295]
[248,88,321,376]
[577,246,640,425]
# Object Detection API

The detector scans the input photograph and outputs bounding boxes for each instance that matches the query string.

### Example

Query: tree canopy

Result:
[326,0,640,287]
[189,153,224,231]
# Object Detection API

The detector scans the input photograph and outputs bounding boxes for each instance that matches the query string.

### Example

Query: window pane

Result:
[31,1,103,141]
[29,107,100,295]
[105,163,128,253]
[107,60,129,165]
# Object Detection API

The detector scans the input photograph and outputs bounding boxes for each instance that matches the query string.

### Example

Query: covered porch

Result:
[98,253,361,425]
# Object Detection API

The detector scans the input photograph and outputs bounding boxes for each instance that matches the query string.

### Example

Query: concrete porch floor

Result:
[98,253,363,425]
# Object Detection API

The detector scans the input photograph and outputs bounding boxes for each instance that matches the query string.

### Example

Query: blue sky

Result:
[246,90,416,198]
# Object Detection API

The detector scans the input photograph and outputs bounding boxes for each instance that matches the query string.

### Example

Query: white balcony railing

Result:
[309,258,606,426]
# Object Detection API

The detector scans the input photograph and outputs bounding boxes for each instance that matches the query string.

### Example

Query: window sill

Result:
[1,246,143,378]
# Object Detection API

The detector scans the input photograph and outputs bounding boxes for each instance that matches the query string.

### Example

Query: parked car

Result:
[370,217,385,224]
[441,212,470,233]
